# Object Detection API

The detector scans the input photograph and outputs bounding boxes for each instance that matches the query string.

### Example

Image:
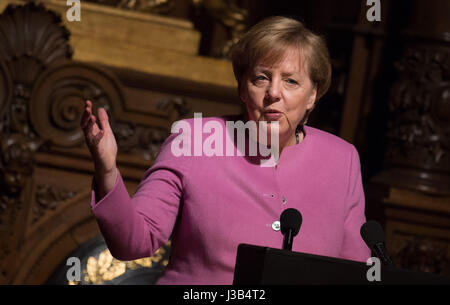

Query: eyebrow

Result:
[254,68,301,77]
[281,72,299,77]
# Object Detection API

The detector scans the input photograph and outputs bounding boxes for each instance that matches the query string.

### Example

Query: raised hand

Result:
[81,100,118,196]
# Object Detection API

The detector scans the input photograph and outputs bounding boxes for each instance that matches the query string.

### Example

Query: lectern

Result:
[233,244,450,285]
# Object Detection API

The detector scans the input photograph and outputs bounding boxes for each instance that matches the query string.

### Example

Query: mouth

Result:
[263,109,283,121]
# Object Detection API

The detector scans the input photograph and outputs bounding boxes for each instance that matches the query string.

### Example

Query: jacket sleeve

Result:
[339,145,371,262]
[90,131,192,261]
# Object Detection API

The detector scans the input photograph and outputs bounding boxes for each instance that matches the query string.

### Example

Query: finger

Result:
[90,115,101,135]
[81,114,94,135]
[85,100,93,116]
[97,108,112,132]
[84,115,100,140]
[80,108,91,129]
[81,100,94,129]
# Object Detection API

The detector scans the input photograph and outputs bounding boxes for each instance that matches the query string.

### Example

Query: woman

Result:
[81,16,370,285]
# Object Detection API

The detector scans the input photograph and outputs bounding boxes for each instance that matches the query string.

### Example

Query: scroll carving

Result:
[29,61,125,148]
[0,1,187,284]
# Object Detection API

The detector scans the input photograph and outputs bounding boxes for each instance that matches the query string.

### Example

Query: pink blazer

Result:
[91,116,371,284]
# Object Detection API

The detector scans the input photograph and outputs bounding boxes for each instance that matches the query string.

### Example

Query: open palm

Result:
[80,100,117,175]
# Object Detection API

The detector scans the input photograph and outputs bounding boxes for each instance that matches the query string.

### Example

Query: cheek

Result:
[245,87,265,107]
[242,90,262,120]
[286,92,308,113]
[284,93,310,121]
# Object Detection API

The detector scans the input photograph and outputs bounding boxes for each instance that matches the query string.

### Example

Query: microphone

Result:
[360,220,395,267]
[280,208,302,251]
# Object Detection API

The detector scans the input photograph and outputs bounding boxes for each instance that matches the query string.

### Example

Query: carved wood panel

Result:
[384,46,450,195]
[386,220,450,276]
[0,1,240,284]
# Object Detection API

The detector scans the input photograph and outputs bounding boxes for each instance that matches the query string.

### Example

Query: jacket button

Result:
[272,221,280,231]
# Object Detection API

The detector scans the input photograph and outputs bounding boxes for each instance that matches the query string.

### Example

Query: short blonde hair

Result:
[231,16,332,103]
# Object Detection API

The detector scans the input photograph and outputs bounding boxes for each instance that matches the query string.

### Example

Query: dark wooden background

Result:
[0,0,449,284]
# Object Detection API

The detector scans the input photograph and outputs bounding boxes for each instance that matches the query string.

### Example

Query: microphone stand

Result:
[283,229,293,251]
[373,242,395,267]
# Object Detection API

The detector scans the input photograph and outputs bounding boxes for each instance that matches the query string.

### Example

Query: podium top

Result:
[233,244,450,285]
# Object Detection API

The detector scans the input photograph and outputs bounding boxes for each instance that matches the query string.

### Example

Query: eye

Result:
[285,78,299,85]
[252,75,269,85]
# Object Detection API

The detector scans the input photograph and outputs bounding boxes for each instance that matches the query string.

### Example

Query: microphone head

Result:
[280,208,302,236]
[360,220,386,248]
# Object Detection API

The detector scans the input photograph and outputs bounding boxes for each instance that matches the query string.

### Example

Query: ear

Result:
[306,85,317,110]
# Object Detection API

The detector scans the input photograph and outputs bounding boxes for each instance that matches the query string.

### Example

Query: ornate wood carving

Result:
[365,0,450,279]
[193,0,248,58]
[156,96,191,119]
[29,61,126,148]
[86,0,174,14]
[32,184,78,224]
[386,47,450,167]
[0,61,12,123]
[115,122,169,161]
[0,1,74,184]
[0,2,75,282]
[0,2,73,86]
[394,237,449,276]
[382,46,450,195]
[29,60,193,157]
[0,0,234,284]
[0,2,72,216]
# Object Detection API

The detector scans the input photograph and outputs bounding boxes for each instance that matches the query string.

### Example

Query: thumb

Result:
[97,108,112,132]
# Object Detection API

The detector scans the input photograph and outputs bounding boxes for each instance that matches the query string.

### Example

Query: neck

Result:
[278,129,302,154]
[240,113,304,154]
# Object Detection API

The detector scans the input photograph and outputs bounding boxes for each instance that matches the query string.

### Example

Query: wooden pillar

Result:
[371,0,450,276]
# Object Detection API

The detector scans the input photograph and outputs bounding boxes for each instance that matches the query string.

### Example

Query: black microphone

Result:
[280,208,302,251]
[360,220,395,267]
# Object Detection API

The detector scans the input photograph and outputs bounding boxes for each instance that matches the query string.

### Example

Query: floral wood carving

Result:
[115,122,169,161]
[32,184,77,224]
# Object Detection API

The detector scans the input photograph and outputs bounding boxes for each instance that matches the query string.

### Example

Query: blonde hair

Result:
[231,16,332,124]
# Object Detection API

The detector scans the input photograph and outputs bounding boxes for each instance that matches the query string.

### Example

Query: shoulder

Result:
[303,126,359,168]
[304,125,356,154]
[156,115,232,160]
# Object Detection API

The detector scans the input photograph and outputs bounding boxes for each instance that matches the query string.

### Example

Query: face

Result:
[240,49,317,146]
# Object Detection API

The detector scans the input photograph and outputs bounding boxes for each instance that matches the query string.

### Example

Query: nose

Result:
[265,79,281,102]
